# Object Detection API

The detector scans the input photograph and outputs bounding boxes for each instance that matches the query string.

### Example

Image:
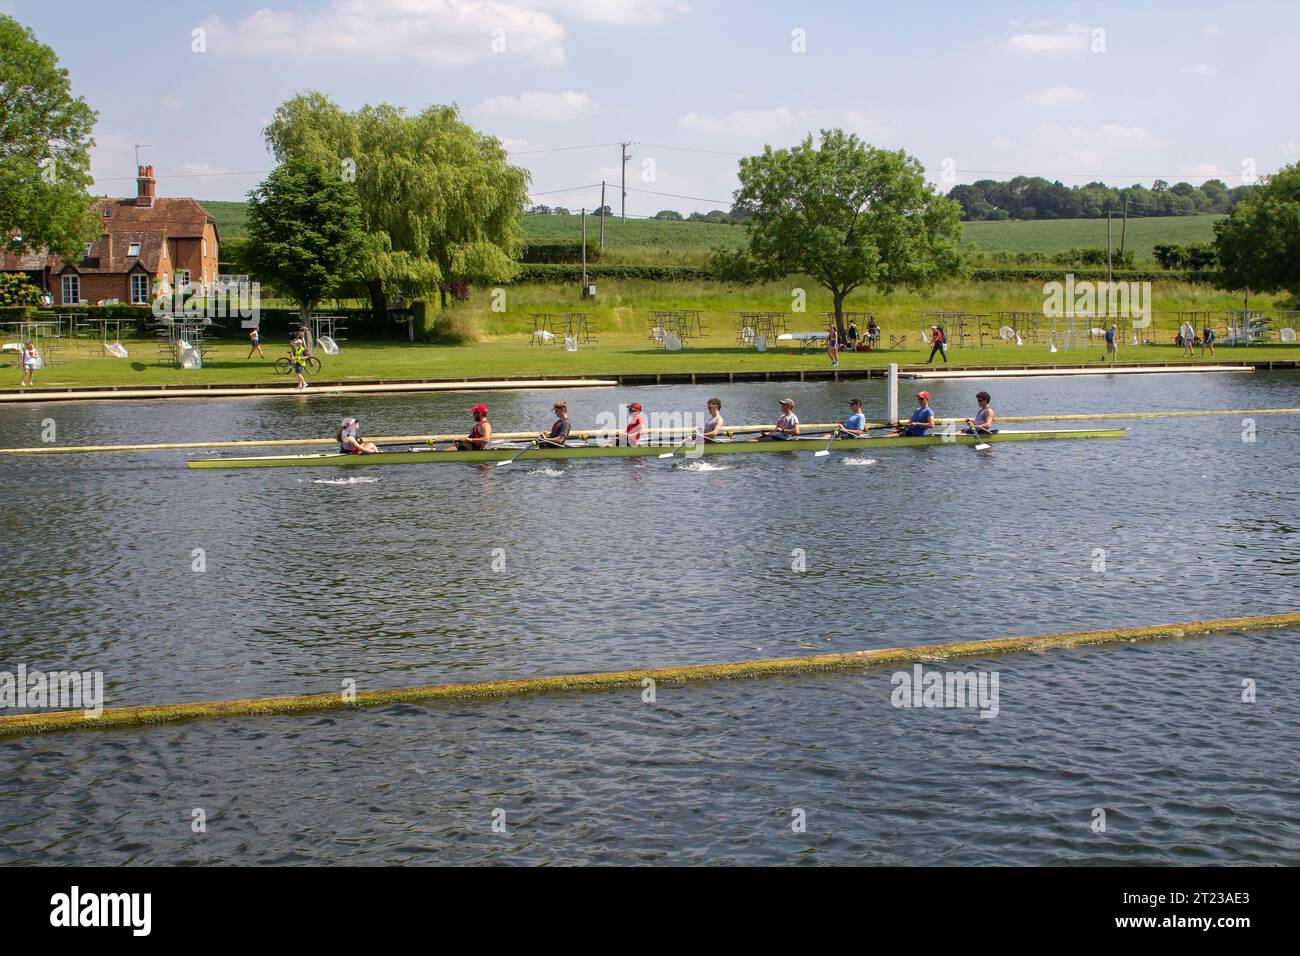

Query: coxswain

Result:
[337,418,380,454]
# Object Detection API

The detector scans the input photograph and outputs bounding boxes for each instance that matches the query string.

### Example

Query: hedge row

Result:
[512,264,715,283]
[967,267,1217,283]
[519,240,601,264]
[511,264,1218,285]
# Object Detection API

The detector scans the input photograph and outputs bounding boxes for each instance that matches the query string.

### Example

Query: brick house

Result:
[1,166,219,306]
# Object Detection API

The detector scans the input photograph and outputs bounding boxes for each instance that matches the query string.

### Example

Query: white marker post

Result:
[887,362,899,429]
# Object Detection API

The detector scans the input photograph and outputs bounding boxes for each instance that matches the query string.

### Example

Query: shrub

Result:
[0,272,41,307]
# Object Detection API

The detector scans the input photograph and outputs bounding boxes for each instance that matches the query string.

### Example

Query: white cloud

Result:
[1032,123,1149,151]
[201,0,567,67]
[172,162,228,177]
[1009,22,1089,53]
[1023,85,1086,105]
[472,90,598,120]
[159,95,183,109]
[535,0,690,23]
[991,135,1011,149]
[679,107,804,138]
[1279,139,1299,159]
[1203,23,1220,34]
[1188,63,1218,76]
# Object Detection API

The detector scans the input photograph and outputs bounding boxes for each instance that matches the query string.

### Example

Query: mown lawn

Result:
[4,332,1296,391]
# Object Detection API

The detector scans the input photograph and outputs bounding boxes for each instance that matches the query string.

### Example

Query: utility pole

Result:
[599,181,606,251]
[620,142,631,222]
[1106,211,1113,284]
[1118,199,1130,260]
[581,207,588,295]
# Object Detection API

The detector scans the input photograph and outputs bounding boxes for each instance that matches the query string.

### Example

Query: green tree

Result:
[0,15,98,261]
[0,271,41,306]
[242,159,367,322]
[731,130,962,337]
[1214,163,1300,294]
[263,92,529,311]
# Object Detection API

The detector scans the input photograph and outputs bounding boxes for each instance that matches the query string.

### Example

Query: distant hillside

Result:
[203,201,1222,265]
[960,214,1223,261]
[201,200,249,242]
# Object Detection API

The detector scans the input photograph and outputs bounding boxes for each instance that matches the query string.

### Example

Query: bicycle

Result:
[274,353,322,375]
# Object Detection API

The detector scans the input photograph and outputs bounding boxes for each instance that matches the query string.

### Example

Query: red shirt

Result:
[626,413,646,444]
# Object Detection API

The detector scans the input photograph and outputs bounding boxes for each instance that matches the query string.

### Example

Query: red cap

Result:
[629,403,642,412]
[917,391,931,400]
[471,404,488,415]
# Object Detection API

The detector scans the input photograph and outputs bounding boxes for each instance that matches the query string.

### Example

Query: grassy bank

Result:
[4,277,1290,390]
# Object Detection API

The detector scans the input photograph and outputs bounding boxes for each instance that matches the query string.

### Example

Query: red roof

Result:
[1,196,216,276]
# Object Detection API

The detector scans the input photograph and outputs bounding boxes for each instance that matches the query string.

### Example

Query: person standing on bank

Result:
[927,325,947,364]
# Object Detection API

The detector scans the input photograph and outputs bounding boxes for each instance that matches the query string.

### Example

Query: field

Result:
[204,199,1222,266]
[960,214,1223,261]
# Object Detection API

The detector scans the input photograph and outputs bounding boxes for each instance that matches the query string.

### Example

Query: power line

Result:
[625,185,734,205]
[507,142,621,156]
[526,183,602,197]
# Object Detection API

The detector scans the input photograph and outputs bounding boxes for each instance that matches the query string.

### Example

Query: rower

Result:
[624,403,646,446]
[337,417,380,454]
[699,398,725,442]
[964,391,996,435]
[538,400,571,447]
[889,391,936,437]
[759,398,800,441]
[449,404,492,451]
[838,398,868,437]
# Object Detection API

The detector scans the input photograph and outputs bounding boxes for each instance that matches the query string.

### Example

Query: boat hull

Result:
[187,428,1127,469]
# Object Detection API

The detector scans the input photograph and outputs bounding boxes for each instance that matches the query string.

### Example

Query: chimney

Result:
[136,164,156,207]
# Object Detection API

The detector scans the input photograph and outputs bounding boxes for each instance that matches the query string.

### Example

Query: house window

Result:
[127,242,141,257]
[202,239,207,256]
[83,243,92,257]
[130,273,150,304]
[103,208,111,218]
[61,275,79,304]
[174,269,190,291]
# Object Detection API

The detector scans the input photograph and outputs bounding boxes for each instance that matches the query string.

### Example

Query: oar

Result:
[813,430,840,457]
[969,423,992,451]
[658,439,692,459]
[495,440,537,468]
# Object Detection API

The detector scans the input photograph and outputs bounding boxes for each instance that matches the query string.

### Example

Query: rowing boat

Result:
[187,427,1126,469]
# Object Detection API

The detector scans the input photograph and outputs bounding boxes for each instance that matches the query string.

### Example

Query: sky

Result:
[6,0,1299,214]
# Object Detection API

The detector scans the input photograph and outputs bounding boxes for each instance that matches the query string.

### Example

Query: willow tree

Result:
[0,15,98,261]
[263,93,530,312]
[731,130,963,338]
